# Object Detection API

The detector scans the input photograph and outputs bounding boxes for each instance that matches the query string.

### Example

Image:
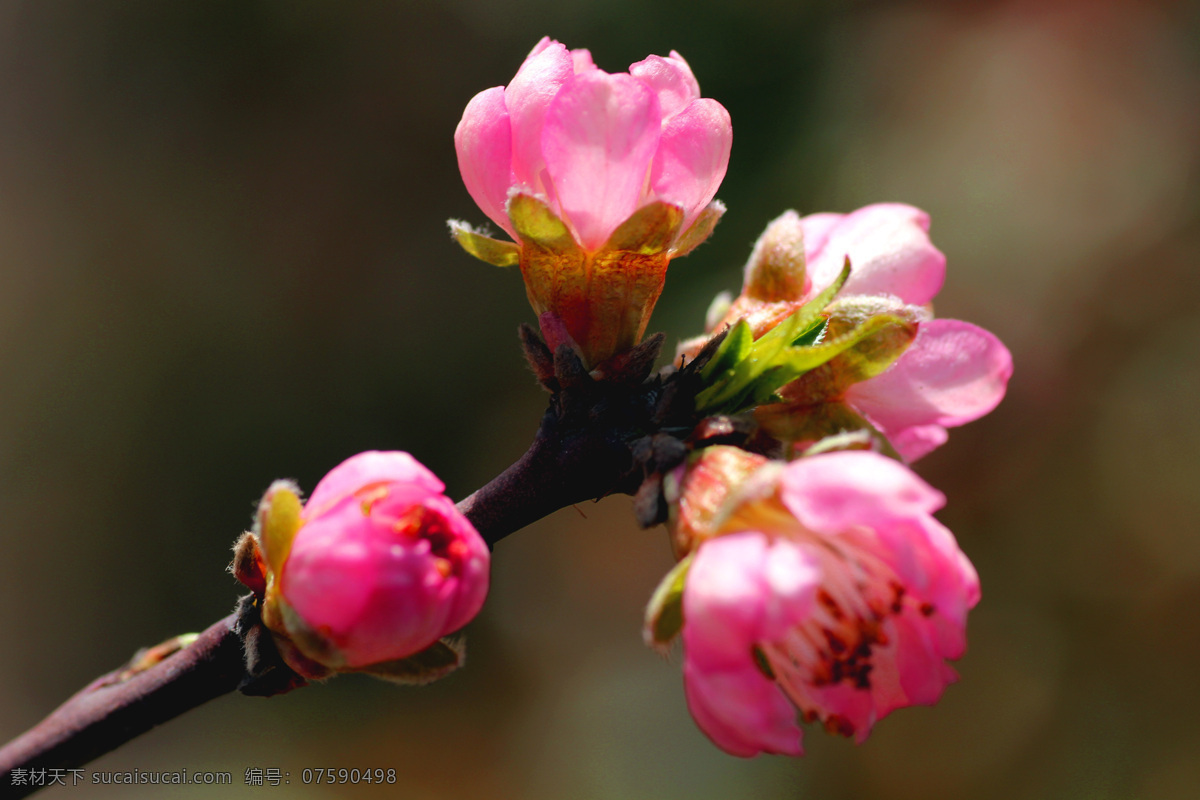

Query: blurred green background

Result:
[2,0,1198,797]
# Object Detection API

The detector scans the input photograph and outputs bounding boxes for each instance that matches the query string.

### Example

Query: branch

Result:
[0,375,655,793]
[0,615,243,794]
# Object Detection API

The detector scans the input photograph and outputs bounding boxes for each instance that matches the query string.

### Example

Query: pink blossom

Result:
[453,39,732,368]
[274,451,490,669]
[788,205,1011,459]
[799,203,947,307]
[843,318,1012,460]
[455,37,731,251]
[688,204,1012,460]
[680,451,979,756]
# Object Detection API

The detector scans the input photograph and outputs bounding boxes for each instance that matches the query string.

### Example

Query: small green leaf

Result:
[448,220,520,267]
[643,553,694,651]
[694,260,855,415]
[791,317,826,348]
[700,318,753,382]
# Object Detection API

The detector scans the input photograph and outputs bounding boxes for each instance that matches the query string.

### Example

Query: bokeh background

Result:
[2,0,1198,797]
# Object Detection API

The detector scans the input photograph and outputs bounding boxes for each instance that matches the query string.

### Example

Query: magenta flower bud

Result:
[452,37,732,369]
[258,451,489,672]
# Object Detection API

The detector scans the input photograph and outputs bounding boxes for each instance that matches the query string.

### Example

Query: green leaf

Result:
[694,258,921,417]
[791,317,826,348]
[643,553,694,652]
[448,220,520,267]
[700,318,753,383]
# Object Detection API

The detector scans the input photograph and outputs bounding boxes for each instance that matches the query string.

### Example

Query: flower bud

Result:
[255,451,489,674]
[743,209,810,303]
[664,445,769,559]
[453,38,732,369]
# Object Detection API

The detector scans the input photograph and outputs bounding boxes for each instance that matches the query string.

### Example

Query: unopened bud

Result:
[743,210,810,303]
[666,445,770,559]
[255,452,489,676]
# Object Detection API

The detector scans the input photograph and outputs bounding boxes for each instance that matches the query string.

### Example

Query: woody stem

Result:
[0,382,650,796]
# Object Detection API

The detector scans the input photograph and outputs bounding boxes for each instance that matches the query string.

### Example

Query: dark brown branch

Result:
[0,372,662,794]
[0,615,245,796]
[459,388,646,546]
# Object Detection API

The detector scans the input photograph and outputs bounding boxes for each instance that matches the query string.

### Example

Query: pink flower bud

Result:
[664,445,769,559]
[453,38,732,369]
[259,451,490,671]
[664,450,979,756]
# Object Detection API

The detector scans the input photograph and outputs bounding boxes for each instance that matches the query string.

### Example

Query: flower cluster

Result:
[638,205,1011,755]
[450,39,1011,758]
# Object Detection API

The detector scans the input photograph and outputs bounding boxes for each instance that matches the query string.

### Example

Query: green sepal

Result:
[757,402,904,461]
[274,594,346,670]
[754,311,915,401]
[671,200,725,258]
[800,427,903,461]
[508,193,581,254]
[643,553,694,653]
[256,480,303,576]
[352,637,465,685]
[448,220,520,267]
[602,201,684,255]
[744,210,808,303]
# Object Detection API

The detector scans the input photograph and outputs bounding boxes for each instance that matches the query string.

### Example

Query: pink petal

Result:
[629,52,701,119]
[542,70,662,250]
[570,48,596,73]
[283,452,490,668]
[888,425,949,462]
[803,204,946,304]
[419,494,492,635]
[804,680,879,743]
[779,451,945,535]
[845,319,1013,460]
[684,660,803,757]
[523,36,556,61]
[684,533,820,664]
[505,40,574,194]
[797,212,843,260]
[304,450,443,520]
[649,98,732,229]
[890,612,958,707]
[454,86,516,237]
[681,532,817,756]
